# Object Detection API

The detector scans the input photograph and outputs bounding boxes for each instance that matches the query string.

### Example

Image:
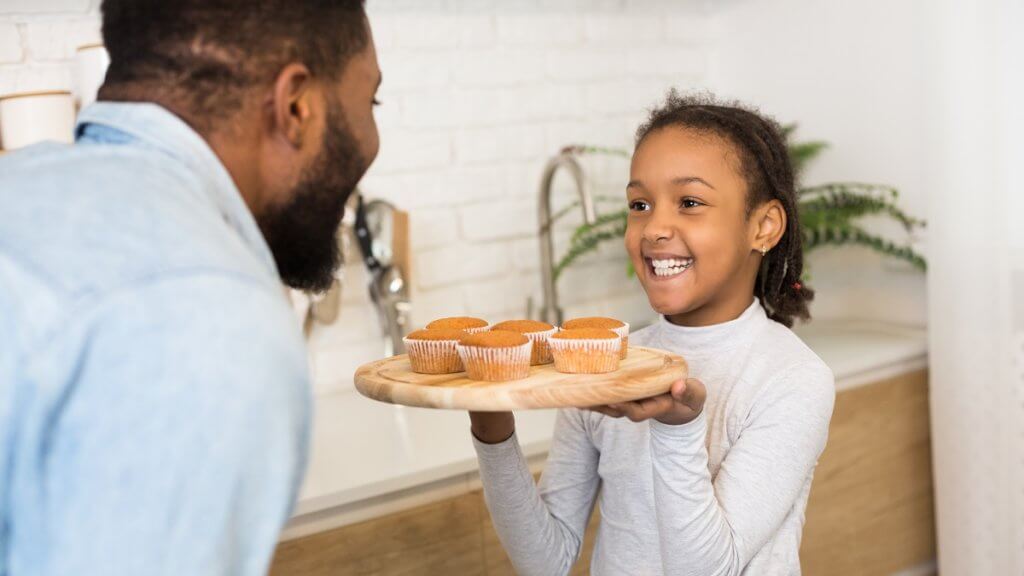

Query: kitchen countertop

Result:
[281,318,928,540]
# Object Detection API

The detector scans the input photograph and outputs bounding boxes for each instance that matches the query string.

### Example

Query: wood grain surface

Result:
[354,346,688,411]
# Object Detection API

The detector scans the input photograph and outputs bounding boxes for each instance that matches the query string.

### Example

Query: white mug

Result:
[0,91,76,150]
[74,44,110,110]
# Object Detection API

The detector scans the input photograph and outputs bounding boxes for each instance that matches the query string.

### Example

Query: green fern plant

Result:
[552,131,927,280]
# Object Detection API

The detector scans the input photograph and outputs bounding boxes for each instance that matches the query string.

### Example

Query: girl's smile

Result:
[643,252,694,281]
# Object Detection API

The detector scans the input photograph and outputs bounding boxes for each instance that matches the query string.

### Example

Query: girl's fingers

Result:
[590,384,703,422]
[618,395,674,422]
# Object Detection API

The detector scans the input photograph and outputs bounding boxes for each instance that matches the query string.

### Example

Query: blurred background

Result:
[1,0,1020,574]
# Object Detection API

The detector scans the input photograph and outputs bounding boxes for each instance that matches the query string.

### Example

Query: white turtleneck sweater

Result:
[472,301,835,576]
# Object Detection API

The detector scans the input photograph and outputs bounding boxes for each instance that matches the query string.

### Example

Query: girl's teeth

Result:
[655,266,687,277]
[651,258,693,269]
[650,258,693,277]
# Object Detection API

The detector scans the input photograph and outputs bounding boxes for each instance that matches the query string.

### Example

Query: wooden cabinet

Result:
[801,369,936,575]
[271,480,601,575]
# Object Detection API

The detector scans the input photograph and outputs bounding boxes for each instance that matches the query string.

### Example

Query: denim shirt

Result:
[0,102,311,575]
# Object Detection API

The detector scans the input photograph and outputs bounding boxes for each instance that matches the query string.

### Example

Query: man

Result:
[0,1,380,574]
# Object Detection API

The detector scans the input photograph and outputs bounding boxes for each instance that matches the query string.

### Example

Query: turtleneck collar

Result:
[653,299,769,356]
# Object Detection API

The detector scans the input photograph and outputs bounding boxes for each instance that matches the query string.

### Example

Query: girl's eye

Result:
[680,198,703,209]
[372,98,382,107]
[629,200,651,212]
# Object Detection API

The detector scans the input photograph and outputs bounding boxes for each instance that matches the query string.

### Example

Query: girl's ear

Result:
[751,199,787,253]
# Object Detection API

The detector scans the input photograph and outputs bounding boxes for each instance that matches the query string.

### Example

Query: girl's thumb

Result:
[670,379,688,402]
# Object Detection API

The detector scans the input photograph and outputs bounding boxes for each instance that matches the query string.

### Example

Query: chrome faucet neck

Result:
[537,150,597,325]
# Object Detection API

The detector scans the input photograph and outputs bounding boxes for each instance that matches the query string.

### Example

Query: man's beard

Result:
[258,100,367,293]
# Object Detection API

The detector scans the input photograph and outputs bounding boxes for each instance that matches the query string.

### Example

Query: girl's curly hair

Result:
[636,90,812,327]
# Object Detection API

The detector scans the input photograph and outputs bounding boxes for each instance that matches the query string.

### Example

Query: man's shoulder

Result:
[12,267,302,367]
[0,142,265,298]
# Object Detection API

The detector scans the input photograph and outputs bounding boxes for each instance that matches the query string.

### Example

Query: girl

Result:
[469,91,835,575]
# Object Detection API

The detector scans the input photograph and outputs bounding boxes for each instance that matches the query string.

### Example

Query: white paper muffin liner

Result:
[456,340,532,382]
[520,327,558,365]
[611,322,630,359]
[547,335,622,374]
[403,336,463,374]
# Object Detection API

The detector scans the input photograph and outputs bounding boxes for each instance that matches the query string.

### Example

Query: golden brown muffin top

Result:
[406,328,467,341]
[459,330,529,348]
[427,316,489,330]
[562,317,625,330]
[490,319,555,334]
[551,328,619,340]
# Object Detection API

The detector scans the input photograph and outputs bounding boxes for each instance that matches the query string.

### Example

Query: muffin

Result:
[490,319,558,366]
[548,328,622,374]
[562,317,630,359]
[456,330,532,382]
[426,316,490,334]
[403,328,466,374]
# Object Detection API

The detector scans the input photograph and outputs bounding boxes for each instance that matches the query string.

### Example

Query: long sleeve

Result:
[473,408,601,576]
[648,361,835,576]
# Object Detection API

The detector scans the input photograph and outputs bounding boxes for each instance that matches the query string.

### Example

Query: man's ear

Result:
[269,63,315,148]
[751,199,787,253]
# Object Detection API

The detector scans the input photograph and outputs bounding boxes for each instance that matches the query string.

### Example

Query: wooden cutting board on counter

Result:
[353,346,687,411]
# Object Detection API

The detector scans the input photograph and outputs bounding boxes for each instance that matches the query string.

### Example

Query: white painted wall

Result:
[923,0,1024,572]
[708,0,930,326]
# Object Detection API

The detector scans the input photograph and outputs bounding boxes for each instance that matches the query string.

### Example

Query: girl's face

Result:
[625,126,772,327]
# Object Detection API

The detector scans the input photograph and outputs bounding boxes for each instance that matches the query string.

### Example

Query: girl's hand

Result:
[469,411,516,444]
[588,378,706,426]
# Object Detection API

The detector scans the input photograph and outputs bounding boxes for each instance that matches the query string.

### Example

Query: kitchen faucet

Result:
[536,148,597,325]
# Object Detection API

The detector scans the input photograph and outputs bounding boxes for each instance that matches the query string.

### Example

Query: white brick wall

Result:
[0,0,101,95]
[0,0,715,396]
[2,0,90,14]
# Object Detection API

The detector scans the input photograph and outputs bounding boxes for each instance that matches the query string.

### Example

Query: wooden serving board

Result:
[354,346,687,411]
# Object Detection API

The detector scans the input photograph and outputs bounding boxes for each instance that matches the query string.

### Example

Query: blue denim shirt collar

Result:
[75,101,278,277]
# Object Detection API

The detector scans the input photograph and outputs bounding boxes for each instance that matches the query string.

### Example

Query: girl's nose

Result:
[643,207,676,243]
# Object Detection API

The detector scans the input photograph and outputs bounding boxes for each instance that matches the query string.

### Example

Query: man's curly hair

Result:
[99,0,367,127]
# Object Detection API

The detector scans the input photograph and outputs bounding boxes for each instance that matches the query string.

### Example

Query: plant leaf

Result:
[804,224,927,271]
[570,210,628,244]
[789,141,830,176]
[554,223,627,280]
[800,183,926,231]
[562,144,631,158]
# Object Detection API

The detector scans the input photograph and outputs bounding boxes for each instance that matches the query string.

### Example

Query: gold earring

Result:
[760,245,768,256]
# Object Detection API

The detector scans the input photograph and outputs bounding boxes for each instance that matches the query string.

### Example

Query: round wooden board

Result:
[353,346,688,411]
